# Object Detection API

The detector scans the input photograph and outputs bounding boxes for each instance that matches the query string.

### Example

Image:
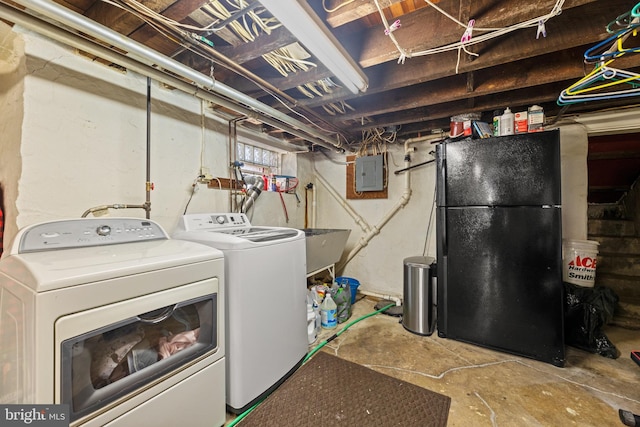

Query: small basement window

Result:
[236,142,280,175]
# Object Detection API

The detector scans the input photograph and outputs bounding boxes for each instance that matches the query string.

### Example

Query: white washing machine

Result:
[173,213,308,413]
[0,218,226,427]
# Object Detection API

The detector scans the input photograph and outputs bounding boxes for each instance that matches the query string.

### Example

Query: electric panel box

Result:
[355,154,384,192]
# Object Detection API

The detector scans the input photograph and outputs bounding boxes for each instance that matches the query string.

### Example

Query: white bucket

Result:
[562,239,599,287]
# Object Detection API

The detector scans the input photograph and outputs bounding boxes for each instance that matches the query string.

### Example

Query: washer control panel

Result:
[179,213,250,231]
[16,218,168,253]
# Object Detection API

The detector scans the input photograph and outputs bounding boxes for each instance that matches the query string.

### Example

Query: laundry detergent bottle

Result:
[320,292,337,329]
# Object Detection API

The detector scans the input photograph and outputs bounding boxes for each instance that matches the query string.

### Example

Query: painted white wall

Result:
[556,124,589,241]
[307,139,439,297]
[0,23,25,246]
[0,27,305,252]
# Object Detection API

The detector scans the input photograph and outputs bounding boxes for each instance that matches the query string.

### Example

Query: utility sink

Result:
[300,229,351,274]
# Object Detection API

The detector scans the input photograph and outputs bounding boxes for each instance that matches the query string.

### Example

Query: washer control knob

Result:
[215,215,226,224]
[96,225,112,236]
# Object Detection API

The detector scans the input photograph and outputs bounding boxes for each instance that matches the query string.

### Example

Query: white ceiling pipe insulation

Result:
[1,0,345,152]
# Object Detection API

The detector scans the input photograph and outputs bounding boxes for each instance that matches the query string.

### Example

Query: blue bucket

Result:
[336,276,360,304]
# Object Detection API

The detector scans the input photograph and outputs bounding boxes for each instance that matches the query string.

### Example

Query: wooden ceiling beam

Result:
[295,0,628,112]
[83,0,214,58]
[215,26,297,64]
[345,80,572,133]
[187,8,244,47]
[353,0,601,68]
[84,0,170,32]
[325,48,640,124]
[325,0,406,28]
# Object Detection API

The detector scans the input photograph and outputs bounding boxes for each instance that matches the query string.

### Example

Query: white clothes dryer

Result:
[173,213,307,413]
[0,218,226,427]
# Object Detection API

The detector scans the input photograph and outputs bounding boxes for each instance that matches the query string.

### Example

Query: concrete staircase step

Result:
[612,299,640,330]
[596,254,640,276]
[587,203,628,220]
[587,217,640,327]
[588,219,636,237]
[594,236,640,254]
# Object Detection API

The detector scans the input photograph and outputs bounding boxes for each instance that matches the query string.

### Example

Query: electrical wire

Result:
[99,0,349,143]
[372,0,410,63]
[183,180,198,214]
[369,0,565,69]
[416,0,565,58]
[423,179,437,257]
[322,0,356,14]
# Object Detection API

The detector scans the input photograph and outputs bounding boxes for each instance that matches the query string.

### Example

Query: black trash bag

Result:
[564,282,620,359]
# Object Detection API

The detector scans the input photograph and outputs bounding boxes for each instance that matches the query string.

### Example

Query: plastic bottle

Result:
[308,288,322,336]
[320,292,337,329]
[307,301,317,344]
[270,173,277,191]
[499,107,515,136]
[492,110,502,137]
[332,282,352,324]
[527,105,545,132]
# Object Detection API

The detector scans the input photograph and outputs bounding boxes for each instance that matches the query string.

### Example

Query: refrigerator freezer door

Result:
[437,205,565,366]
[439,130,561,207]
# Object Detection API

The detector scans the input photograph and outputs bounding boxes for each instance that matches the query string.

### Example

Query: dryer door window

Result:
[59,293,217,422]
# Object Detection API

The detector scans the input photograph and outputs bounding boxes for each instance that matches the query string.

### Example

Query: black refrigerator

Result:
[436,130,565,367]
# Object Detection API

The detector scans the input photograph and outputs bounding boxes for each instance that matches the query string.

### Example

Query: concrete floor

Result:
[227,296,640,426]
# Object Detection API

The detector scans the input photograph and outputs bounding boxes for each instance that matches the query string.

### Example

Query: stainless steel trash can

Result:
[402,256,436,335]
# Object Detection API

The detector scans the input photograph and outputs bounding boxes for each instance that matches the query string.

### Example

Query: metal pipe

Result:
[2,0,344,151]
[145,76,151,219]
[81,204,148,218]
[228,117,245,213]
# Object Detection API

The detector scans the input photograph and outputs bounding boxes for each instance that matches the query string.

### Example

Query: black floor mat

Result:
[237,351,451,426]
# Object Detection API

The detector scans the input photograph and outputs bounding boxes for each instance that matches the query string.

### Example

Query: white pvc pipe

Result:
[358,289,402,306]
[313,134,442,273]
[312,166,371,233]
[339,135,441,268]
[4,0,344,151]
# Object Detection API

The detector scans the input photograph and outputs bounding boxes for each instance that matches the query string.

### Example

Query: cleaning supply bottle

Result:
[499,107,515,136]
[492,110,502,137]
[307,300,317,344]
[320,292,337,329]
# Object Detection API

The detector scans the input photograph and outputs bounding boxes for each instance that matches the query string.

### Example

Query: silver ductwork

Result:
[241,175,265,213]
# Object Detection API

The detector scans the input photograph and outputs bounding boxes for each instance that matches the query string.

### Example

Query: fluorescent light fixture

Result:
[259,0,368,94]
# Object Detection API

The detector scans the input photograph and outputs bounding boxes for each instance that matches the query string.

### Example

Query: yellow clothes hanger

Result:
[565,60,640,96]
